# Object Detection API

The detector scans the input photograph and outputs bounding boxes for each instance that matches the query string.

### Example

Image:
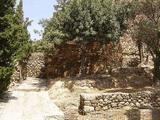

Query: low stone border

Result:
[79,91,160,115]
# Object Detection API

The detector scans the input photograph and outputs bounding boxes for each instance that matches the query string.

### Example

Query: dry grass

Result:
[48,77,159,120]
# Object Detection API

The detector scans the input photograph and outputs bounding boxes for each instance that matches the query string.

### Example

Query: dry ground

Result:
[48,77,159,120]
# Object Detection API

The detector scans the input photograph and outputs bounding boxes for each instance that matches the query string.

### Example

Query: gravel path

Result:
[0,77,64,120]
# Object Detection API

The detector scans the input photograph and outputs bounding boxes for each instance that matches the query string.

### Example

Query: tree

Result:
[0,0,16,93]
[0,0,31,92]
[15,0,24,25]
[43,0,136,76]
[132,0,160,83]
[12,0,32,80]
[13,0,31,61]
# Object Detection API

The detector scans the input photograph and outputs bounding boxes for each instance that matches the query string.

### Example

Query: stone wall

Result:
[12,42,122,79]
[11,61,27,82]
[12,37,154,80]
[120,34,139,67]
[79,91,160,115]
[120,33,153,67]
[44,42,122,78]
[26,52,45,78]
[11,53,45,82]
[13,54,153,89]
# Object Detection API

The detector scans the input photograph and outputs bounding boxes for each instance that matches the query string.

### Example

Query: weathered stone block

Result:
[84,106,95,113]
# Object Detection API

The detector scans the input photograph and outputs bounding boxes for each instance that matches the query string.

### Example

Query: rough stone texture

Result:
[12,42,122,80]
[12,54,153,90]
[26,53,45,78]
[44,42,122,78]
[11,53,45,82]
[120,33,153,67]
[79,91,160,115]
[11,61,27,82]
[110,67,153,88]
[12,37,154,80]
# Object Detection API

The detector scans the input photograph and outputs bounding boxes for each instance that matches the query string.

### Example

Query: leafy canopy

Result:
[0,0,31,93]
[132,0,160,81]
[43,0,135,45]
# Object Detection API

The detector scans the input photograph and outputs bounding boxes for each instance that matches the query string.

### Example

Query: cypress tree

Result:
[0,0,31,92]
[13,0,31,62]
[15,0,24,25]
[12,0,31,81]
[0,0,16,93]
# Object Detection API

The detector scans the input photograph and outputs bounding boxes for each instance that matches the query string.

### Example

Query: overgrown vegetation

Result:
[43,0,135,45]
[1,0,160,93]
[32,40,54,53]
[43,0,136,76]
[132,0,160,83]
[43,0,160,82]
[13,0,32,61]
[0,0,31,93]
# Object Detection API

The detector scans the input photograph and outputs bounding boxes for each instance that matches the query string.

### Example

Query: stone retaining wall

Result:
[120,33,153,67]
[26,52,45,78]
[44,42,122,78]
[79,91,160,115]
[11,61,27,82]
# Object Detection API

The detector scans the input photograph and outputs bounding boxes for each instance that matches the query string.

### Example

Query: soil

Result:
[48,77,159,120]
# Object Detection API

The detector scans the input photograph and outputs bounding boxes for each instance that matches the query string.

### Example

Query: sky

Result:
[20,0,57,40]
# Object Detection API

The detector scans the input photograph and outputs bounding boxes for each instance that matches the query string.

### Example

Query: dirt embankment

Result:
[48,68,154,120]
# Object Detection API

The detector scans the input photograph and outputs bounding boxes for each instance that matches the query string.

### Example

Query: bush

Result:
[32,40,55,53]
[43,0,135,45]
[0,67,12,93]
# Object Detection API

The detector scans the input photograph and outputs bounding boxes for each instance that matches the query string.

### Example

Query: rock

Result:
[130,103,135,107]
[91,100,98,105]
[84,101,91,106]
[111,103,117,108]
[95,107,101,111]
[84,106,95,113]
[81,94,99,101]
[136,102,141,107]
[124,102,129,106]
[103,106,109,110]
[117,95,123,101]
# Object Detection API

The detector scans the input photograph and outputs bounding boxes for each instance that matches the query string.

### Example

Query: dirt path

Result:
[0,77,64,120]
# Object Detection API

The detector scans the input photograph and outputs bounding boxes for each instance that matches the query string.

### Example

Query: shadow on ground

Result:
[125,109,160,120]
[0,92,17,103]
[48,72,155,93]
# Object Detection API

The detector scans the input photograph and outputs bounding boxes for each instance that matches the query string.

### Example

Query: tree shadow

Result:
[0,92,18,103]
[125,109,160,120]
[152,109,160,120]
[31,78,47,88]
[125,109,140,120]
[42,66,154,93]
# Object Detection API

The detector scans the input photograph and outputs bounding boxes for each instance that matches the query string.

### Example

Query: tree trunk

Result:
[19,61,23,82]
[153,53,160,85]
[79,44,86,77]
[138,42,144,63]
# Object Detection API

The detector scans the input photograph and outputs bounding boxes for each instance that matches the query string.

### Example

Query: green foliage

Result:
[13,0,32,62]
[43,0,135,45]
[132,0,160,81]
[0,0,16,93]
[0,0,31,93]
[14,0,23,25]
[0,67,12,93]
[0,0,15,16]
[32,40,54,52]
